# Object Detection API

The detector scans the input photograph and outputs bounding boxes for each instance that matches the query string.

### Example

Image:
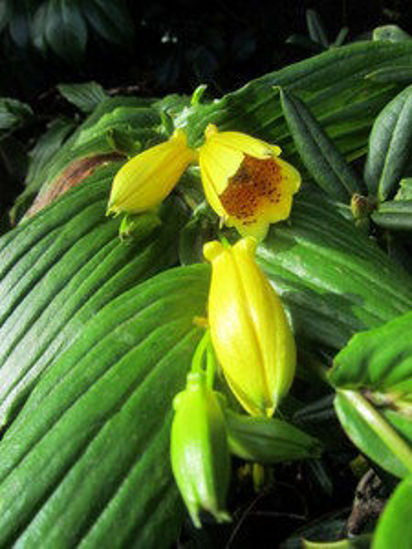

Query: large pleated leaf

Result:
[184,40,412,162]
[0,163,187,428]
[0,264,210,548]
[257,191,412,350]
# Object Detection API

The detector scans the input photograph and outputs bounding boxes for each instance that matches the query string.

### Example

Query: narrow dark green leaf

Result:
[0,97,33,132]
[57,82,108,113]
[226,411,322,463]
[0,164,187,427]
[280,89,362,201]
[333,27,349,47]
[372,200,412,230]
[306,9,329,48]
[0,264,210,548]
[373,475,412,549]
[364,85,412,200]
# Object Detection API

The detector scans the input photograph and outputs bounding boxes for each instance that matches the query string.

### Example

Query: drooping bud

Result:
[170,371,231,528]
[107,129,196,215]
[204,237,296,417]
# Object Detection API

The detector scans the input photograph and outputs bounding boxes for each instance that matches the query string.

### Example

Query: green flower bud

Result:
[170,371,231,528]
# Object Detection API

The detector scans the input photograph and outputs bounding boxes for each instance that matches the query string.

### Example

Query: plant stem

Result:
[340,389,412,474]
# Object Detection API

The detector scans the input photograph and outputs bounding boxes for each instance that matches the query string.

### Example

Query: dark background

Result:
[1,0,411,101]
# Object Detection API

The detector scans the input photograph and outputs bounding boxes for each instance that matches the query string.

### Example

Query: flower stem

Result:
[340,389,412,473]
[191,330,211,374]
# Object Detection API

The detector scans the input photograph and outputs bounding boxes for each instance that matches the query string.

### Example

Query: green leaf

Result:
[257,191,412,350]
[334,390,412,478]
[395,178,412,200]
[45,0,87,63]
[82,0,134,47]
[32,97,161,203]
[372,200,412,230]
[365,65,412,84]
[330,310,412,394]
[0,263,210,548]
[0,164,188,427]
[373,25,412,42]
[27,117,76,187]
[364,85,412,201]
[373,475,412,549]
[184,40,412,159]
[306,9,329,48]
[226,410,322,463]
[0,97,33,132]
[57,81,108,113]
[280,88,362,201]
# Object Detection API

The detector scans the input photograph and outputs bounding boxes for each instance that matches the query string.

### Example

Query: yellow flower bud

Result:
[204,237,296,417]
[170,372,231,528]
[198,124,301,240]
[107,129,196,215]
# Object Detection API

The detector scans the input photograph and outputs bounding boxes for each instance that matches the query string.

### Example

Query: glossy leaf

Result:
[226,410,322,463]
[373,475,412,549]
[45,0,88,63]
[0,164,187,427]
[0,97,33,132]
[184,40,412,160]
[57,81,108,113]
[364,85,412,200]
[0,264,210,548]
[306,9,329,48]
[330,310,412,394]
[280,88,362,201]
[372,200,412,230]
[334,391,412,479]
[257,190,412,350]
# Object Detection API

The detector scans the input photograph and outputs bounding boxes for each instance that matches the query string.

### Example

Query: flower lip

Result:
[198,125,301,240]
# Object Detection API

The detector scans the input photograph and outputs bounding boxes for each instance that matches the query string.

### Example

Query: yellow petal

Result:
[107,129,196,214]
[204,237,296,416]
[198,125,300,240]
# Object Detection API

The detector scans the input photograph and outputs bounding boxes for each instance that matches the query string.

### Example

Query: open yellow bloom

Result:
[204,237,296,417]
[198,124,301,240]
[107,129,196,215]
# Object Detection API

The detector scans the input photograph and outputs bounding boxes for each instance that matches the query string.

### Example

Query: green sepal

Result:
[226,410,322,464]
[170,372,231,528]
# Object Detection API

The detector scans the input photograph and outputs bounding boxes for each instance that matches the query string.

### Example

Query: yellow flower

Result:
[204,237,296,417]
[107,129,196,215]
[198,124,301,240]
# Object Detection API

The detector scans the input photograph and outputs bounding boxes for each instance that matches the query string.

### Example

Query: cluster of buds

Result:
[107,121,300,527]
[169,237,297,527]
